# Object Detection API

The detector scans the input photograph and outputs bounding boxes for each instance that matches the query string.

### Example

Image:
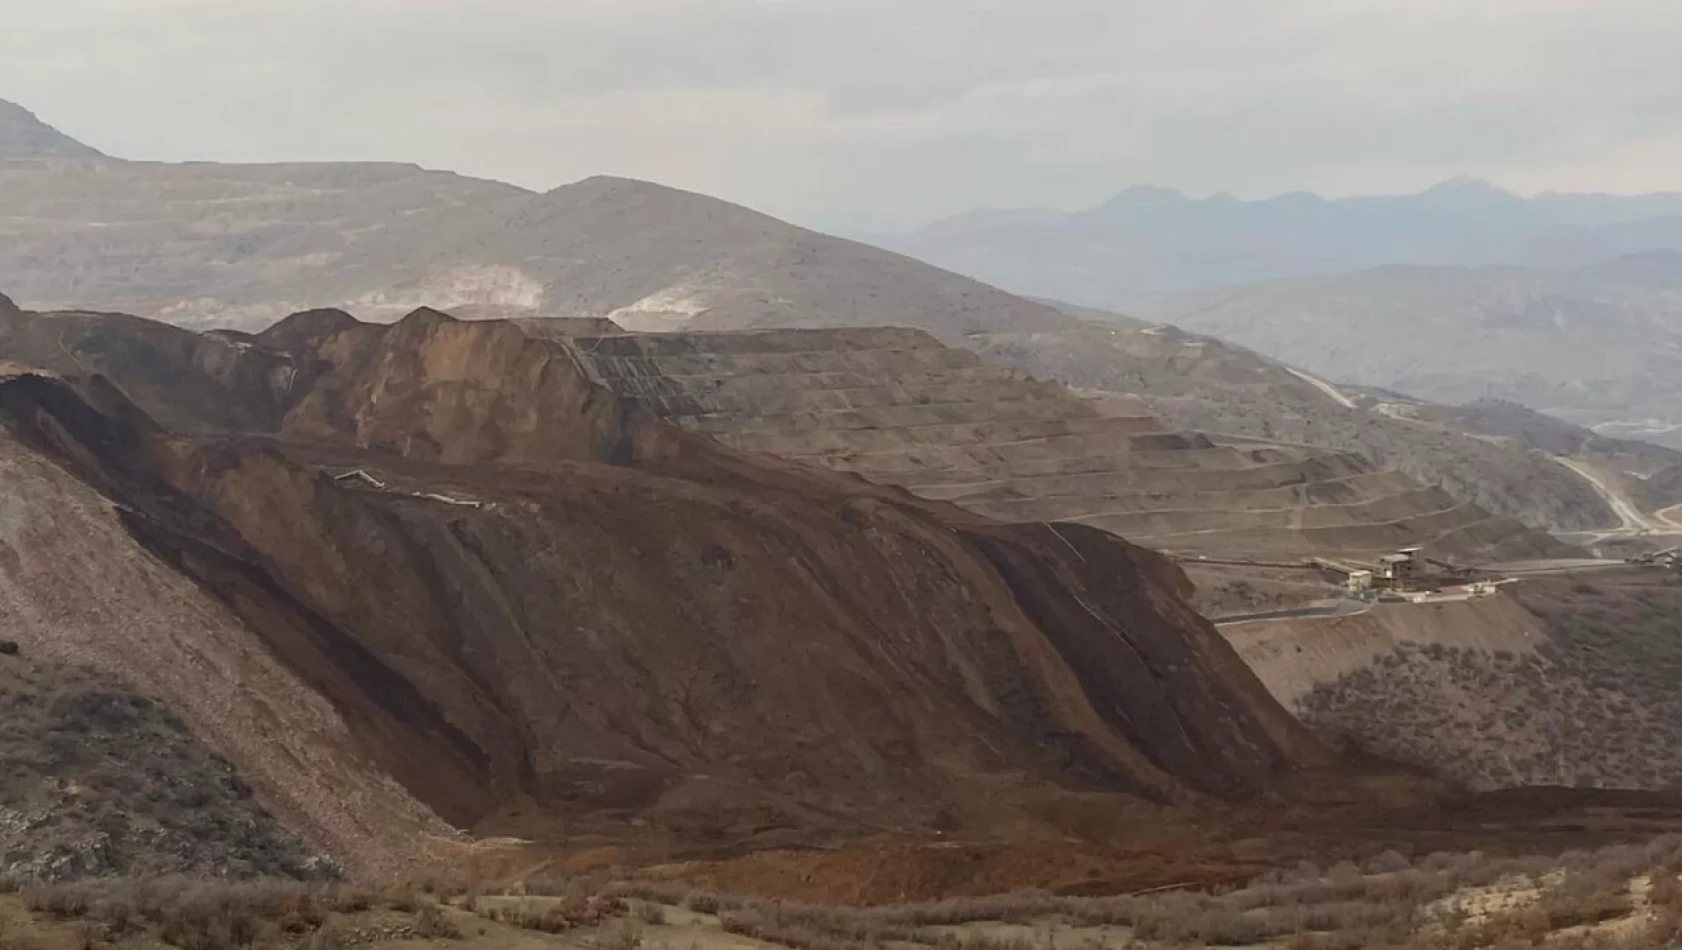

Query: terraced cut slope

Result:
[570,326,1571,563]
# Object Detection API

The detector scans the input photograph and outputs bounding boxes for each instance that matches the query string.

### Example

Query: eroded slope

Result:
[0,302,1332,869]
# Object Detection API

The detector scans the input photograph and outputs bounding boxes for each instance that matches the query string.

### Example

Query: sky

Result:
[3,0,1682,230]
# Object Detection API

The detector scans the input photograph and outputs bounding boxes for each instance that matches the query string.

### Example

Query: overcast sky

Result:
[3,0,1680,229]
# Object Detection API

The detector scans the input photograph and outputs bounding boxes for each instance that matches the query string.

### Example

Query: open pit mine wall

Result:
[561,325,1572,565]
[0,304,1334,871]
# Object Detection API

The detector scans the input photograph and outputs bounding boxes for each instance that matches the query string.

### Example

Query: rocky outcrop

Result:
[0,302,1335,870]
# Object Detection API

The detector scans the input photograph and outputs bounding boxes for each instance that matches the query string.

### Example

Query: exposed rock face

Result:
[0,301,1333,868]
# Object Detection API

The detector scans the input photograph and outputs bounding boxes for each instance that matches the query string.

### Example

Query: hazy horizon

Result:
[6,0,1682,230]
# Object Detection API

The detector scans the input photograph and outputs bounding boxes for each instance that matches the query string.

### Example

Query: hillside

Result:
[1156,256,1682,451]
[0,298,1335,878]
[968,320,1621,534]
[0,653,322,880]
[1226,570,1682,794]
[0,97,1638,538]
[0,99,103,158]
[0,99,1073,336]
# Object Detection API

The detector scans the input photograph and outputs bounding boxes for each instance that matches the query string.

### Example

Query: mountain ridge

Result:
[0,98,104,158]
[873,179,1682,310]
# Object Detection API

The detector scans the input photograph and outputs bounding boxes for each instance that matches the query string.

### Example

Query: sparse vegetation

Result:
[5,839,1682,949]
[0,656,327,882]
[1296,574,1682,791]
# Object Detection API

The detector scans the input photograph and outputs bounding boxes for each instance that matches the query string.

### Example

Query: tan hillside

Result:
[0,139,1073,338]
[971,317,1623,535]
[568,323,1572,563]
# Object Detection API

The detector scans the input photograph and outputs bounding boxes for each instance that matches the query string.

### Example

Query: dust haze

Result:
[3,0,1681,228]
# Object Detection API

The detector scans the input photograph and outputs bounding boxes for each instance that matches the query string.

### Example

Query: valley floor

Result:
[11,833,1682,950]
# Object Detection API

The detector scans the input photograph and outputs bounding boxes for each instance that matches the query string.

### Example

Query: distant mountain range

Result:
[868,178,1682,310]
[867,181,1682,452]
[1154,253,1682,448]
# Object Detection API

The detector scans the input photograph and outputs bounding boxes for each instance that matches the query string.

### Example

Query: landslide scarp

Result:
[0,302,1333,868]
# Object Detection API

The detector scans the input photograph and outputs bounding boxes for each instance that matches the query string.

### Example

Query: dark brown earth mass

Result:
[0,301,1341,876]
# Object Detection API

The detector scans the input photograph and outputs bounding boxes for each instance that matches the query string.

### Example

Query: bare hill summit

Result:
[0,127,1074,336]
[0,99,103,158]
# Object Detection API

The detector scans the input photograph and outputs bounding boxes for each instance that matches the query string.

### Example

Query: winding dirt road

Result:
[1553,456,1669,536]
[1285,367,1357,409]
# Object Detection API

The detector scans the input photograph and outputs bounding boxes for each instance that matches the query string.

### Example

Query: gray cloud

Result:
[3,0,1681,228]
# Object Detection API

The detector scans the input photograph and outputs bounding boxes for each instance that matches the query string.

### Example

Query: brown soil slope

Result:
[0,302,1331,870]
[566,325,1569,564]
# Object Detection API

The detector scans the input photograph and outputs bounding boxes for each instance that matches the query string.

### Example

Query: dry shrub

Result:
[325,886,375,914]
[597,921,645,950]
[20,877,329,950]
[307,924,345,950]
[415,903,463,940]
[600,881,693,905]
[682,891,723,915]
[384,887,425,913]
[487,894,629,933]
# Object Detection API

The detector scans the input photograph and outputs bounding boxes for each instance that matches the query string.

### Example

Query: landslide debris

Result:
[0,300,1334,870]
